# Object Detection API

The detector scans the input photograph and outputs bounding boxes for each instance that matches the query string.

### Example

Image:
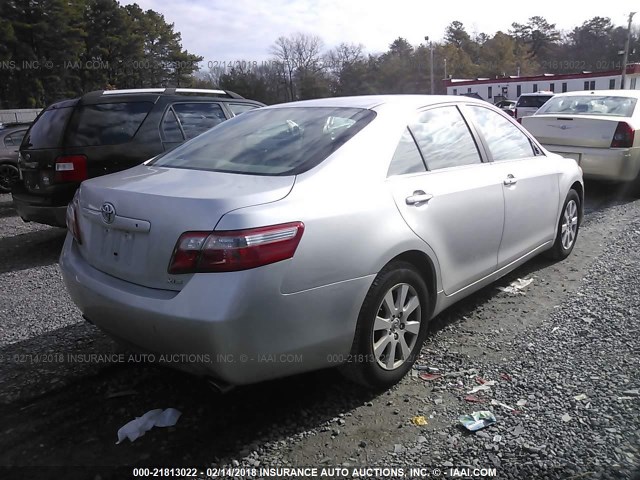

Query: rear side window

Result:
[409,106,481,170]
[65,102,152,146]
[516,95,553,108]
[161,109,184,142]
[465,106,534,161]
[23,107,73,149]
[172,103,227,139]
[228,103,259,116]
[4,129,27,147]
[151,107,376,176]
[387,128,426,177]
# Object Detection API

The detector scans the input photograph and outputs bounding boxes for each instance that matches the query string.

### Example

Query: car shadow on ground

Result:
[0,228,66,274]
[0,197,18,219]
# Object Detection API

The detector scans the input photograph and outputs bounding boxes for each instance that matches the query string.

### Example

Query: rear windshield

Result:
[536,95,637,117]
[65,102,153,146]
[150,107,376,176]
[22,107,73,149]
[516,95,554,108]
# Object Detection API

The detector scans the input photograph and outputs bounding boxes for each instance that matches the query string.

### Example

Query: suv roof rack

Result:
[99,88,244,99]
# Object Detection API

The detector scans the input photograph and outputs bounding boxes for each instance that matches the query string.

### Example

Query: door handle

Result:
[504,174,517,186]
[405,191,433,205]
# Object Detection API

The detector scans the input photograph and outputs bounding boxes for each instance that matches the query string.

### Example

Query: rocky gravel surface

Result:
[0,185,639,480]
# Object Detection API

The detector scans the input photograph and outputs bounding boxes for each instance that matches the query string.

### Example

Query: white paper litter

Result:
[497,278,533,295]
[467,381,496,394]
[491,399,515,411]
[116,408,182,444]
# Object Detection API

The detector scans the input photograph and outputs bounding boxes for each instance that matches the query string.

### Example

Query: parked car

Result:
[515,91,555,123]
[60,95,583,390]
[495,99,516,117]
[0,122,30,193]
[12,88,264,227]
[522,90,640,188]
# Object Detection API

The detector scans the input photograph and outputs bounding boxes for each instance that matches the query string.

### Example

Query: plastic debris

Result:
[516,399,527,407]
[116,408,182,444]
[561,413,572,423]
[497,277,533,295]
[419,373,443,381]
[468,381,495,394]
[413,365,440,372]
[459,411,497,432]
[551,326,560,334]
[464,394,486,404]
[573,394,587,401]
[491,399,515,411]
[411,415,428,426]
[500,373,512,382]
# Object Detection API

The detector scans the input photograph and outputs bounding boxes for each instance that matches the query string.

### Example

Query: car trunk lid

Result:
[75,165,295,291]
[522,115,627,148]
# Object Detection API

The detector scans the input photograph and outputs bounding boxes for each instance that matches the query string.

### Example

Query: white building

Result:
[444,64,640,101]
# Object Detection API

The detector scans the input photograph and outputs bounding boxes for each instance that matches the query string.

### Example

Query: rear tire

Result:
[0,163,19,193]
[340,261,430,389]
[546,189,580,260]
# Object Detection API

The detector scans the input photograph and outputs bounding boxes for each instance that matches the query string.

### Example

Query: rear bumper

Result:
[59,235,373,385]
[547,145,640,182]
[12,197,67,227]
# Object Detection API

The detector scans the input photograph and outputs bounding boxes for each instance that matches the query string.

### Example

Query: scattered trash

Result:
[573,393,587,401]
[411,416,428,426]
[464,394,487,404]
[551,326,560,334]
[497,277,533,295]
[413,365,440,372]
[493,434,502,443]
[516,399,527,407]
[476,376,489,385]
[459,411,497,432]
[468,381,495,394]
[499,373,512,382]
[419,373,443,381]
[106,390,138,400]
[116,408,182,444]
[561,413,572,423]
[491,399,515,411]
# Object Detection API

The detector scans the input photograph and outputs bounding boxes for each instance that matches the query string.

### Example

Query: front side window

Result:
[4,129,27,147]
[465,106,534,161]
[408,106,481,170]
[151,107,375,176]
[66,102,152,146]
[172,103,228,139]
[387,128,426,177]
[228,103,259,116]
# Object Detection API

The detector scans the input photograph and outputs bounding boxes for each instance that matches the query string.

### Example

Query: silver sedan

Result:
[60,95,583,389]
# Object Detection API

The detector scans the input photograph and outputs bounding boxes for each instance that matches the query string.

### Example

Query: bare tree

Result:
[270,33,325,100]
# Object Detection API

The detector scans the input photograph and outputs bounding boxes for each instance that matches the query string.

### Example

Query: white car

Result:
[522,90,640,187]
[515,91,555,123]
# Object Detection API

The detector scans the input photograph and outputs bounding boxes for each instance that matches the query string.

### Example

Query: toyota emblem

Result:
[101,202,116,224]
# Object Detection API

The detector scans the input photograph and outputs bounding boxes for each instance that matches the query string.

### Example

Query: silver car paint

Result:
[60,95,583,385]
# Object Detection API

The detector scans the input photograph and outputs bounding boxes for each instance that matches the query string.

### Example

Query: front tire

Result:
[340,261,430,389]
[546,189,580,260]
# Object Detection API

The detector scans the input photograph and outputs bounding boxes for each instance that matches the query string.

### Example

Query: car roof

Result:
[519,92,555,97]
[547,90,640,99]
[265,95,487,111]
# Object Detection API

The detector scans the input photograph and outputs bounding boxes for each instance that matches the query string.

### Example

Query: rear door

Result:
[462,105,560,267]
[386,105,505,295]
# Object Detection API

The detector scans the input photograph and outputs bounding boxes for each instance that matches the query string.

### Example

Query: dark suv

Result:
[12,88,264,227]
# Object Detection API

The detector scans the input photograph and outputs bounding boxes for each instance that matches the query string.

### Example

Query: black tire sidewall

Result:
[351,262,430,388]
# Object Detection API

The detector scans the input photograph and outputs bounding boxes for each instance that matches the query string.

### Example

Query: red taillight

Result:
[55,155,88,183]
[611,122,635,148]
[66,194,82,245]
[168,222,305,274]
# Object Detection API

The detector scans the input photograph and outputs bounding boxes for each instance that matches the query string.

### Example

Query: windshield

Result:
[536,95,637,117]
[151,106,376,175]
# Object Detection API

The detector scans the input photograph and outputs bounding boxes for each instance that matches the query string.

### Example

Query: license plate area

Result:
[100,227,136,266]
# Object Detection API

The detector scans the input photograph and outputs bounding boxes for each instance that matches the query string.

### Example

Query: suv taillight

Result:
[55,155,88,183]
[168,222,305,274]
[66,192,82,244]
[611,122,635,148]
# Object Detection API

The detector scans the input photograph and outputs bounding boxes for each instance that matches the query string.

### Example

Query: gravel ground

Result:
[0,185,639,480]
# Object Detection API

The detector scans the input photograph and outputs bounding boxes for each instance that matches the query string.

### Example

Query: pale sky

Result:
[122,0,637,64]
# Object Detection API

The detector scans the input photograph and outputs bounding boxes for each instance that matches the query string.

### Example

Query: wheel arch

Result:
[385,250,438,320]
[570,180,584,223]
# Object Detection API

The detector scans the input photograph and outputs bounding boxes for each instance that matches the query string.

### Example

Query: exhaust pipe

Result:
[207,377,235,394]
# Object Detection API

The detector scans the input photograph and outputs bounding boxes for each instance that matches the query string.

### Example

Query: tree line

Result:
[0,0,201,108]
[0,4,638,108]
[211,16,639,104]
